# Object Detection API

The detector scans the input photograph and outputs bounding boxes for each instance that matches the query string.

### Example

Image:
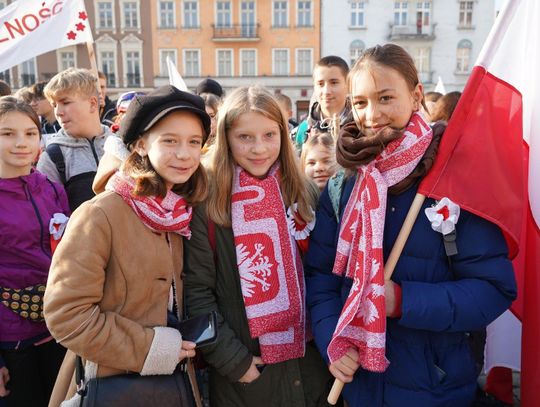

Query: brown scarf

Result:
[337,120,446,194]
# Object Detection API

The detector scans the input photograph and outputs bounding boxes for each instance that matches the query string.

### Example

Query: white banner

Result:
[0,0,93,73]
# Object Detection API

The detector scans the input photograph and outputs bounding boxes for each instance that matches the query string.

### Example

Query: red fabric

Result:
[231,165,305,364]
[106,172,192,237]
[387,283,402,319]
[417,67,540,406]
[485,366,514,406]
[329,112,433,372]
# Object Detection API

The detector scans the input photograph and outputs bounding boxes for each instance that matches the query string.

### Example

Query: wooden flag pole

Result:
[327,193,427,405]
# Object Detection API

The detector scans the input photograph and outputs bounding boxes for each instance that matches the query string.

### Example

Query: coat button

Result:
[293,379,301,387]
[391,206,396,212]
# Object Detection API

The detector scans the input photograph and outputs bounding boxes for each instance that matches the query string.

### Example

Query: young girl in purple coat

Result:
[0,97,70,406]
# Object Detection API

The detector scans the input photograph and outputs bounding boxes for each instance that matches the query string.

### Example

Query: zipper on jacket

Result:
[88,137,100,165]
[24,182,51,259]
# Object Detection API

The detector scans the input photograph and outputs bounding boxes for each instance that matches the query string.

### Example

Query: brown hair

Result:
[0,80,11,97]
[430,91,461,122]
[0,96,41,133]
[208,86,317,227]
[44,68,99,102]
[315,55,350,79]
[300,133,335,171]
[349,44,428,111]
[425,91,443,103]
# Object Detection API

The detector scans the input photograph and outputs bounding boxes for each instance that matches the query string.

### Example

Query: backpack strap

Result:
[328,169,346,221]
[45,144,67,185]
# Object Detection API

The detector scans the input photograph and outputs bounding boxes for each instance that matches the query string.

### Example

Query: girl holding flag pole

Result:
[305,44,517,406]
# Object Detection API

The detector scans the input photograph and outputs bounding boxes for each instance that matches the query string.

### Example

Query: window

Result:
[183,49,200,77]
[273,1,288,27]
[351,1,365,27]
[350,39,365,66]
[416,2,430,26]
[0,70,11,86]
[159,49,177,76]
[241,1,256,37]
[125,51,141,86]
[216,1,231,27]
[414,47,430,74]
[297,1,312,27]
[394,2,408,26]
[456,39,472,73]
[273,48,289,75]
[240,49,256,76]
[459,1,473,27]
[100,51,117,87]
[122,2,139,29]
[217,49,233,76]
[0,1,6,10]
[296,49,312,75]
[159,1,175,28]
[97,2,114,29]
[60,52,76,70]
[183,1,199,28]
[20,59,36,87]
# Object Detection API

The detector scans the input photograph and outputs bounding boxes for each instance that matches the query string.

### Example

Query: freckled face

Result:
[227,111,281,178]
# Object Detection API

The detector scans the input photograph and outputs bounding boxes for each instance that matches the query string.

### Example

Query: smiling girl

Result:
[0,97,69,406]
[183,86,335,406]
[300,133,337,191]
[305,44,516,406]
[43,86,211,406]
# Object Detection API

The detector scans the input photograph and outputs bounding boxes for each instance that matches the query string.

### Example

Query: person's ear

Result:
[412,83,424,111]
[89,95,99,112]
[134,138,147,157]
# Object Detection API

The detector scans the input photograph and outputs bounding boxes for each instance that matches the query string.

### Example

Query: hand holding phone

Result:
[177,311,218,348]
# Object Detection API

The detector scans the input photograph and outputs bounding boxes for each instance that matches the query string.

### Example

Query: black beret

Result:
[118,85,211,146]
[195,78,224,98]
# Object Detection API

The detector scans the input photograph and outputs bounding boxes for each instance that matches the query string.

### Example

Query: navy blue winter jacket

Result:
[305,176,517,407]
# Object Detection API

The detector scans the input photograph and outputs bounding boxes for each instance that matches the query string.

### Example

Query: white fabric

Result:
[0,0,92,72]
[140,327,182,376]
[484,310,522,373]
[167,56,188,92]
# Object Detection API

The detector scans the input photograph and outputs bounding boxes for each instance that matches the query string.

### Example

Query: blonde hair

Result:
[300,133,335,172]
[44,68,98,102]
[208,86,317,227]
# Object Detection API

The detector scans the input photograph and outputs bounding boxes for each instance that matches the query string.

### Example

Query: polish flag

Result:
[0,0,92,73]
[418,0,540,405]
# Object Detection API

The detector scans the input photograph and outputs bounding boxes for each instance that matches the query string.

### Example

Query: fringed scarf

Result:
[231,164,307,364]
[106,172,192,237]
[328,112,433,372]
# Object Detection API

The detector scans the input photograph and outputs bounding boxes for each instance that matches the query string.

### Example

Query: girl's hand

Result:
[238,356,263,384]
[385,280,396,316]
[328,348,359,383]
[178,341,196,362]
[0,366,10,397]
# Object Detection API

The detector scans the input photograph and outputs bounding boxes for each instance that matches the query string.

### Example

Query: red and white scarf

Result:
[231,164,307,364]
[106,172,192,238]
[329,112,433,372]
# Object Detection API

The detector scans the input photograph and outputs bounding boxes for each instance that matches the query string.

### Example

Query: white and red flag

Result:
[418,0,540,405]
[0,0,92,72]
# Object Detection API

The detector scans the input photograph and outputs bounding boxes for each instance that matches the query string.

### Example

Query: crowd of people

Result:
[0,43,516,407]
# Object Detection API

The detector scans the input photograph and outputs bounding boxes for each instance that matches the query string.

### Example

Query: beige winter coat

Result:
[44,191,187,404]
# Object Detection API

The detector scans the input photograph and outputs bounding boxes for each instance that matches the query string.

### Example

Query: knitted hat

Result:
[118,85,211,146]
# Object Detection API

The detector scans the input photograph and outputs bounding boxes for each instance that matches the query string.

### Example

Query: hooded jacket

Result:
[0,171,69,343]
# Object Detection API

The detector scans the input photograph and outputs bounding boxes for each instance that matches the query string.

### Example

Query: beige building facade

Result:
[151,0,321,119]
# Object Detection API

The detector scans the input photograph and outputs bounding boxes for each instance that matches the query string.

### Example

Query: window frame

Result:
[272,48,290,76]
[216,48,234,77]
[158,1,176,29]
[272,0,288,28]
[296,0,313,27]
[240,48,257,76]
[183,49,201,77]
[183,0,200,29]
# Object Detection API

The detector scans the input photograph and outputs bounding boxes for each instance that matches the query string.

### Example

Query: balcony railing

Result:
[388,23,436,40]
[212,24,260,41]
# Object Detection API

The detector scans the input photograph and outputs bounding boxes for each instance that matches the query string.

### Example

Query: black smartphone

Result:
[177,311,218,348]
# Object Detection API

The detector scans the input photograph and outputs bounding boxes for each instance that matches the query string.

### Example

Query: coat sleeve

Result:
[399,211,517,332]
[36,151,62,184]
[305,187,344,365]
[183,205,252,382]
[44,201,180,375]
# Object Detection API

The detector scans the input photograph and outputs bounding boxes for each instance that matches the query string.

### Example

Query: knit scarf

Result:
[329,112,433,372]
[106,172,192,238]
[231,164,305,364]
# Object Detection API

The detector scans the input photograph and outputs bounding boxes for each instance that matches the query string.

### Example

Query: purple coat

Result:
[0,171,69,342]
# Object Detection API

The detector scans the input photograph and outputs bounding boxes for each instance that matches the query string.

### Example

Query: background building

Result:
[151,0,320,120]
[321,0,496,92]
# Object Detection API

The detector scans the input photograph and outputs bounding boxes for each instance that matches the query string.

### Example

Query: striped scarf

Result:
[106,172,192,238]
[329,112,433,372]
